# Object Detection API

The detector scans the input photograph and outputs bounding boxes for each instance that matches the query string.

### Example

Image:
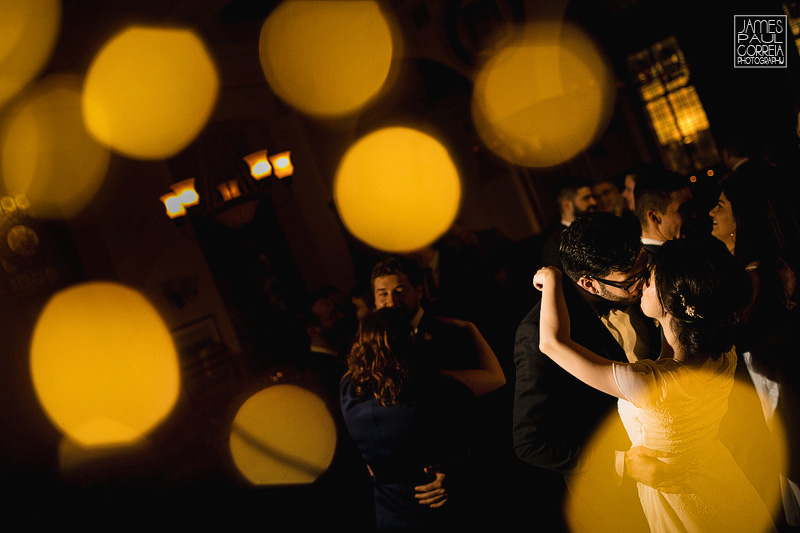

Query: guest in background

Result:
[592,177,625,217]
[710,172,800,527]
[634,168,692,262]
[369,255,513,528]
[540,176,597,269]
[349,281,373,323]
[340,307,504,531]
[622,171,637,213]
[594,174,640,233]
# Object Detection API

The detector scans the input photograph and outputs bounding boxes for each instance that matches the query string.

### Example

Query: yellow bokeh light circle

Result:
[30,282,180,447]
[472,22,614,168]
[334,127,461,253]
[259,0,398,118]
[0,74,110,219]
[82,26,218,159]
[0,0,60,110]
[229,385,336,485]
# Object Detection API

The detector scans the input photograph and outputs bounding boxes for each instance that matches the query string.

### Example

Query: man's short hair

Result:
[559,212,642,281]
[633,168,688,224]
[555,176,592,210]
[370,256,422,291]
[593,176,621,191]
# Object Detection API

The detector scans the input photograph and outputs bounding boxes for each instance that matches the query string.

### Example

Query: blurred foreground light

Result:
[565,378,786,533]
[259,0,398,118]
[30,282,180,447]
[82,26,218,159]
[0,74,110,219]
[230,385,336,485]
[58,435,155,481]
[471,22,614,168]
[334,127,461,253]
[0,0,60,110]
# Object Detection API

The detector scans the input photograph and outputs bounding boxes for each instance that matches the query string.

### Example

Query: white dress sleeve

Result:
[612,359,663,408]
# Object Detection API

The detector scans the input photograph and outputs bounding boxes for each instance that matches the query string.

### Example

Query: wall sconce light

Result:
[162,141,294,224]
[160,178,199,219]
[243,149,272,179]
[171,178,200,207]
[269,151,294,179]
[217,180,242,201]
[161,192,187,219]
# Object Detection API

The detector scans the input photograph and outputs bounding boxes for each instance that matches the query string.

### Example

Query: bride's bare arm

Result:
[534,267,625,399]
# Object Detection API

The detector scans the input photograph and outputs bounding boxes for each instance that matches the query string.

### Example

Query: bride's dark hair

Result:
[653,237,752,364]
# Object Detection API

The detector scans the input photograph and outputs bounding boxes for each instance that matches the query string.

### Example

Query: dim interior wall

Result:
[67,157,242,356]
[212,30,357,297]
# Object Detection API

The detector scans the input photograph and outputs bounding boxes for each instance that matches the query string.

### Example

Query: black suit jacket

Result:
[512,280,660,474]
[642,242,661,265]
[413,311,480,371]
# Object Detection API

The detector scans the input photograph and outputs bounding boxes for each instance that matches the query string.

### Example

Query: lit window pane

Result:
[645,97,681,145]
[668,86,710,138]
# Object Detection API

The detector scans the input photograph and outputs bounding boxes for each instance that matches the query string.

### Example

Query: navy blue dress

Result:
[340,372,475,532]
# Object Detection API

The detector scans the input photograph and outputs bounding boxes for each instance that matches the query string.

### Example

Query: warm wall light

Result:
[160,193,186,219]
[269,151,294,179]
[243,149,272,179]
[170,178,199,208]
[160,178,198,218]
[217,180,242,201]
[161,138,295,222]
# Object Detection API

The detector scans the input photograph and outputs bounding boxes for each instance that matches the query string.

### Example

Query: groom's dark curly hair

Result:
[559,212,642,282]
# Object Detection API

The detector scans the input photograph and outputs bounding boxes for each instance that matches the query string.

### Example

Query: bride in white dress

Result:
[534,237,776,533]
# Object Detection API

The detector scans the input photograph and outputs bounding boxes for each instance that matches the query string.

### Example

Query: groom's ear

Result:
[577,276,600,295]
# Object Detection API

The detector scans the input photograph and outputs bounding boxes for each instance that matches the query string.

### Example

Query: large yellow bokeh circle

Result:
[259,0,397,118]
[82,26,218,159]
[0,74,110,219]
[334,127,461,253]
[0,0,60,110]
[229,385,337,485]
[30,282,180,446]
[472,22,614,168]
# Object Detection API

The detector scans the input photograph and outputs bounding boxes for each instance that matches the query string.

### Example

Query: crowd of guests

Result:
[288,153,800,531]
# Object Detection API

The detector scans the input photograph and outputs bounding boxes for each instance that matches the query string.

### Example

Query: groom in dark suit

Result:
[513,213,666,531]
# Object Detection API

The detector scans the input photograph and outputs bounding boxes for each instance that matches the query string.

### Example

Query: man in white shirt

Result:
[633,168,692,261]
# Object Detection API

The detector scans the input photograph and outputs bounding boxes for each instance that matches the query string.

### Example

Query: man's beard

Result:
[596,284,640,306]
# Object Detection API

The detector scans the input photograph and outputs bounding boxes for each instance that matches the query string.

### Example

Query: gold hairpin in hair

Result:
[679,294,702,319]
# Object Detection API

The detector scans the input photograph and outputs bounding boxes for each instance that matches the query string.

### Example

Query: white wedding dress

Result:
[613,350,777,533]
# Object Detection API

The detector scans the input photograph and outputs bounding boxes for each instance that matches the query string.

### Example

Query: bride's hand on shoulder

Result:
[533,267,562,291]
